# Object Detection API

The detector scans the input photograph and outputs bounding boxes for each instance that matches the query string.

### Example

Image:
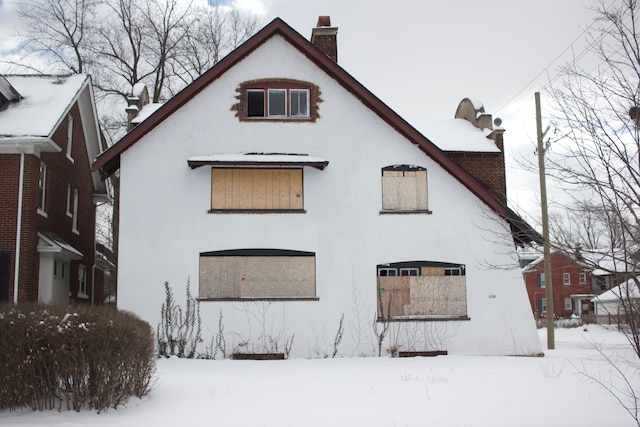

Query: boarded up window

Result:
[381,165,428,211]
[377,261,466,318]
[200,249,316,299]
[211,168,303,211]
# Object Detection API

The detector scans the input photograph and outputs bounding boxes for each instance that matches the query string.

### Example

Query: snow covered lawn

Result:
[1,325,638,426]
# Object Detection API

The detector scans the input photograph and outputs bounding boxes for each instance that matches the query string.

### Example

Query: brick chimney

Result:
[311,16,338,62]
[449,98,507,205]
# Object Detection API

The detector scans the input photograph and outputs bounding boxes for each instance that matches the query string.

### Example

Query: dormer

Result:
[0,74,23,111]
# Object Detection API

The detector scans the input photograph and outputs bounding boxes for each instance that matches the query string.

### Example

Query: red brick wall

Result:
[448,152,507,205]
[524,253,593,318]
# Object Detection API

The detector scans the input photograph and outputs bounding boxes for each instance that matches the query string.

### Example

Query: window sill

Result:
[37,208,48,218]
[380,210,432,215]
[72,229,79,235]
[208,209,306,214]
[66,155,74,163]
[377,316,470,322]
[77,293,89,299]
[198,297,319,302]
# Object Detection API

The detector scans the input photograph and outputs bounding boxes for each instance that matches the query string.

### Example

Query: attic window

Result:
[234,79,321,122]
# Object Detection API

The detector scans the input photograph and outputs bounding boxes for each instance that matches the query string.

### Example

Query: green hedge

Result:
[0,304,156,412]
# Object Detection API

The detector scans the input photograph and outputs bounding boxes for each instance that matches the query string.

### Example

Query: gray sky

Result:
[0,0,602,220]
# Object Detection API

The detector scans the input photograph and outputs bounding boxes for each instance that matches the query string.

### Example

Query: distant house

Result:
[94,17,542,357]
[0,74,108,304]
[592,278,640,324]
[523,252,594,318]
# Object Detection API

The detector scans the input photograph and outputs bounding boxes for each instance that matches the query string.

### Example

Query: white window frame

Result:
[399,268,419,276]
[78,265,88,298]
[66,115,74,162]
[267,89,287,117]
[72,189,79,234]
[37,161,47,216]
[289,89,310,117]
[66,184,73,217]
[377,267,397,277]
[563,273,571,285]
[538,273,545,288]
[579,272,587,284]
[540,298,547,314]
[564,297,572,311]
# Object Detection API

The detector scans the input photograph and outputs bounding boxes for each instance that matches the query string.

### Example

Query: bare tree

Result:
[541,1,640,421]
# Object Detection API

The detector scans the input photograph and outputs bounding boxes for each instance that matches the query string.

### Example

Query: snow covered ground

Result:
[1,325,638,427]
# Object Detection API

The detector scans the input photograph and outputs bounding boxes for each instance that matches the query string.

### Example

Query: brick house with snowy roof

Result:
[94,17,542,357]
[0,74,109,304]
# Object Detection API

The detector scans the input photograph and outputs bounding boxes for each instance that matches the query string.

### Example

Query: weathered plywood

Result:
[377,275,466,317]
[382,170,428,210]
[200,255,315,298]
[421,266,444,276]
[210,168,303,210]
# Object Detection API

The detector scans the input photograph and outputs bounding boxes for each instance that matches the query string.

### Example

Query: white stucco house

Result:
[94,17,543,357]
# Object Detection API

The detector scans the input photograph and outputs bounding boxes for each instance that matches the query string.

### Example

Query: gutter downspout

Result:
[13,152,25,303]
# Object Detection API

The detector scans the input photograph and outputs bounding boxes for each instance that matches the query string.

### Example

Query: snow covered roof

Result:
[188,153,329,170]
[131,102,163,126]
[416,118,501,153]
[592,278,640,302]
[0,74,89,139]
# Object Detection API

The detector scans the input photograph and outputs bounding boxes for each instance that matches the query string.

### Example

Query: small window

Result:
[378,267,397,277]
[72,189,79,234]
[234,79,319,121]
[246,90,265,117]
[579,272,587,284]
[563,273,570,285]
[564,297,572,311]
[290,90,309,116]
[199,249,317,300]
[54,260,68,279]
[210,168,304,212]
[268,89,286,116]
[537,273,545,288]
[539,298,547,314]
[66,184,73,217]
[381,165,429,212]
[38,161,47,214]
[66,115,74,161]
[377,261,467,319]
[78,265,87,297]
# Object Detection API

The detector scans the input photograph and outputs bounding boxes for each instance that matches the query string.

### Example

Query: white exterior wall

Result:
[117,36,542,357]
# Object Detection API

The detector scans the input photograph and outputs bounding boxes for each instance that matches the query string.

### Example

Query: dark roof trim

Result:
[200,248,315,257]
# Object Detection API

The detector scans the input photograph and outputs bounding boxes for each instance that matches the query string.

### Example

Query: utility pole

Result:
[536,92,554,349]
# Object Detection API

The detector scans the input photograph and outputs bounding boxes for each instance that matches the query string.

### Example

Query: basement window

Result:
[198,249,318,301]
[376,261,468,321]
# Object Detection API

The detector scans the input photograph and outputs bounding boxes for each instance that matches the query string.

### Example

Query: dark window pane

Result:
[290,90,308,116]
[247,90,265,117]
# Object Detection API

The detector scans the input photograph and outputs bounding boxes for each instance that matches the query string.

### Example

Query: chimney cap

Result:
[316,16,331,27]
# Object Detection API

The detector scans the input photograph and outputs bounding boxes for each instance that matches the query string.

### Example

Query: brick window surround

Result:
[232,79,322,122]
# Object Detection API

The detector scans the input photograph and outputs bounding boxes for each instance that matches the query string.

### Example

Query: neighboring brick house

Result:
[0,74,108,304]
[523,252,594,318]
[94,17,543,357]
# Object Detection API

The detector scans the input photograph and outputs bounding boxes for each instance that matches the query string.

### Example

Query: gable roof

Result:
[92,17,539,245]
[0,73,107,197]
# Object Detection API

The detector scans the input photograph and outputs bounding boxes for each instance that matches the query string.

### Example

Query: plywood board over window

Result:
[210,168,303,211]
[381,165,428,211]
[199,249,316,300]
[377,261,467,320]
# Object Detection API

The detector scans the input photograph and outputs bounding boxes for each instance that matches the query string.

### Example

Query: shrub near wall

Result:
[0,304,156,412]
